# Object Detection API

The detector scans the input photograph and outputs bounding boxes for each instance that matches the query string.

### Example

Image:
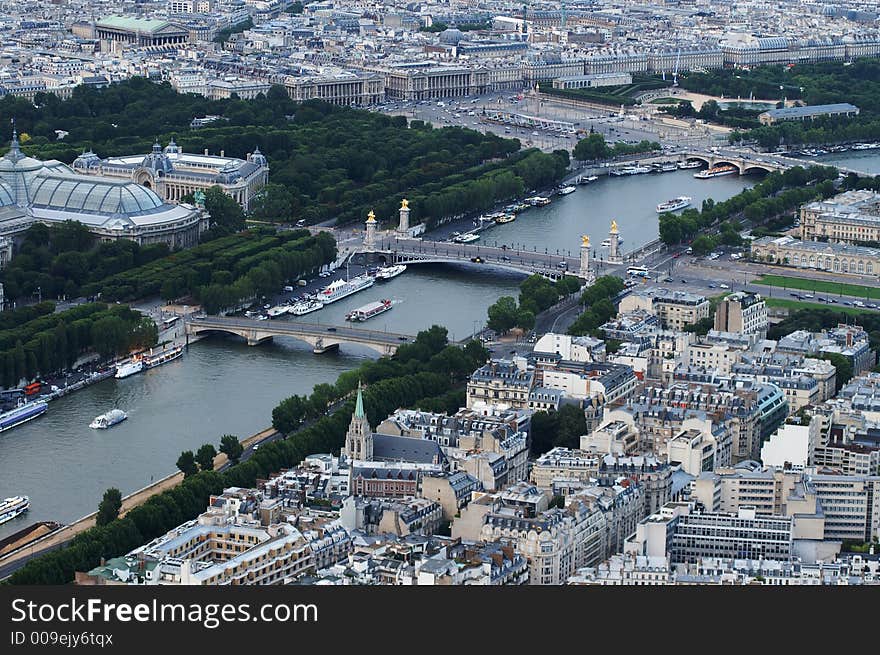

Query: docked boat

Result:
[345,299,393,322]
[267,305,289,318]
[677,160,702,169]
[0,400,48,433]
[525,196,551,206]
[694,164,738,179]
[578,175,599,184]
[557,185,576,195]
[656,196,692,213]
[493,213,516,224]
[652,162,678,173]
[375,264,407,280]
[89,409,128,430]
[288,299,324,315]
[0,495,29,525]
[143,344,184,369]
[455,233,481,244]
[115,358,144,379]
[319,274,375,304]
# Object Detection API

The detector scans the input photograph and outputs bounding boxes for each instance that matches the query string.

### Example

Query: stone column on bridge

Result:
[579,235,594,281]
[364,209,377,249]
[397,198,410,234]
[608,220,622,263]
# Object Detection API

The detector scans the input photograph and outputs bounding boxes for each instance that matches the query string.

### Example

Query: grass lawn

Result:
[754,274,880,301]
[765,298,877,317]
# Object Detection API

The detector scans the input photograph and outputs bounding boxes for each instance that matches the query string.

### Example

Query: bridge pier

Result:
[247,333,273,346]
[312,338,339,354]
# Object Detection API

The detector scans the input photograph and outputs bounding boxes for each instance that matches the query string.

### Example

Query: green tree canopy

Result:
[96,487,123,527]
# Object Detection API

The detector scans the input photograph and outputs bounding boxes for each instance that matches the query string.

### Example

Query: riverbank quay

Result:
[0,425,278,581]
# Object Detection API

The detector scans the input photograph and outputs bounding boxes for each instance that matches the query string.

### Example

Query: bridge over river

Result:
[186,315,416,355]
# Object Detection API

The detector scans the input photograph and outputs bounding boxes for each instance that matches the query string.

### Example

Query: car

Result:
[509,350,517,354]
[708,283,717,289]
[398,336,408,341]
[500,255,510,261]
[263,304,271,309]
[471,257,484,263]
[802,294,814,299]
[680,279,688,284]
[827,298,837,304]
[790,292,801,298]
[719,283,730,289]
[252,445,260,451]
[557,261,567,269]
[662,276,674,283]
[868,303,879,309]
[327,327,337,332]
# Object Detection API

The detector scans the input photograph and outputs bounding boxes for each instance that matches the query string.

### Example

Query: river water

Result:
[0,166,764,538]
[813,150,880,176]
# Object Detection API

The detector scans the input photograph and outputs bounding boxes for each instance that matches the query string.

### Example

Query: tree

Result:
[219,434,243,464]
[690,235,716,256]
[248,184,295,223]
[555,404,587,449]
[487,296,519,333]
[195,443,218,471]
[95,487,123,526]
[573,132,610,161]
[203,186,245,236]
[176,450,198,478]
[529,410,559,456]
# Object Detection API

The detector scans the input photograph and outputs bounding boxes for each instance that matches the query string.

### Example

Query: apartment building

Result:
[625,502,827,564]
[800,189,880,246]
[478,485,607,585]
[628,381,787,463]
[667,420,733,476]
[467,358,534,410]
[760,418,822,470]
[619,287,710,330]
[714,292,768,336]
[692,464,880,543]
[78,487,351,585]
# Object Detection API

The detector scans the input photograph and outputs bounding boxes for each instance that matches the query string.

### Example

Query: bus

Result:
[162,316,181,330]
[626,266,650,278]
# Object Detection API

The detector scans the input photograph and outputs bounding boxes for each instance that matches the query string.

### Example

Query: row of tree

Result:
[272,325,487,434]
[0,303,156,388]
[7,326,483,584]
[658,165,839,246]
[485,274,583,334]
[572,132,661,161]
[659,99,765,130]
[176,435,244,477]
[83,228,335,312]
[0,221,169,304]
[567,276,625,337]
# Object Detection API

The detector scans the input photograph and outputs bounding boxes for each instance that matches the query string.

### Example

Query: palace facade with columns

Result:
[72,140,269,211]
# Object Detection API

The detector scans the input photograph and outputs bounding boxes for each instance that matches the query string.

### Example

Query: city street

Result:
[372,89,720,153]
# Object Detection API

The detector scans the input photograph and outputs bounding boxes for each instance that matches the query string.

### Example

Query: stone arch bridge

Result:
[186,316,415,356]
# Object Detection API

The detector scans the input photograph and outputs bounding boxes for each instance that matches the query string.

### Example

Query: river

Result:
[814,149,880,176]
[0,166,764,539]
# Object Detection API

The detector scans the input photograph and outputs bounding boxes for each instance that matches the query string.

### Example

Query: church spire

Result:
[354,382,365,418]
